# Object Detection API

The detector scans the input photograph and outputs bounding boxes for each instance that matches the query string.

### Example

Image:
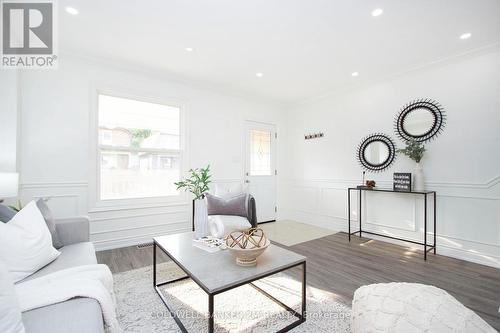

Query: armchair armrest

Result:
[247,195,257,228]
[54,216,90,246]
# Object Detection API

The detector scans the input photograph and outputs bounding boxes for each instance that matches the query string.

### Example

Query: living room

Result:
[1,1,499,332]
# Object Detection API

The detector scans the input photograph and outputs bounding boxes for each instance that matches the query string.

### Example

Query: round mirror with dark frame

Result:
[394,99,446,143]
[356,133,396,172]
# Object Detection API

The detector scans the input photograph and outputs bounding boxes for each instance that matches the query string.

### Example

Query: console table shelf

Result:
[347,187,437,260]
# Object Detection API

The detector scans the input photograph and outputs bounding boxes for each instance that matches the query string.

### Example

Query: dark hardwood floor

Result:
[97,232,500,330]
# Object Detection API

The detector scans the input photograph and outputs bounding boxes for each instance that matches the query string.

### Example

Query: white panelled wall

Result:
[16,55,283,250]
[279,50,500,268]
[0,71,18,173]
[8,49,500,268]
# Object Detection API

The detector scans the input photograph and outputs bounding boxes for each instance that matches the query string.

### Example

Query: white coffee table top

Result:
[154,232,306,294]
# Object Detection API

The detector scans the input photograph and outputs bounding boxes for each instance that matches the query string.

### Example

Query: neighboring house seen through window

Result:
[97,94,181,200]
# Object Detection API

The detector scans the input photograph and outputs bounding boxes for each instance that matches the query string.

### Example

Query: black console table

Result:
[347,187,436,260]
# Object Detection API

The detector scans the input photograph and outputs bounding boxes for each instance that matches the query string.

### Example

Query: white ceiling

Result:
[59,0,500,104]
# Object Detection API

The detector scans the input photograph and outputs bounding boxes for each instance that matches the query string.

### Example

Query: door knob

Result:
[245,180,250,183]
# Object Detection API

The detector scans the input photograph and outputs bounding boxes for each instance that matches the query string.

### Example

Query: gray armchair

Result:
[192,194,257,231]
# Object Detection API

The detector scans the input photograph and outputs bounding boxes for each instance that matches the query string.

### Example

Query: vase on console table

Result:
[194,198,208,238]
[414,162,425,192]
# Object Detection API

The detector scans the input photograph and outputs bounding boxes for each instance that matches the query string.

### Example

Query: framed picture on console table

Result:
[393,173,411,191]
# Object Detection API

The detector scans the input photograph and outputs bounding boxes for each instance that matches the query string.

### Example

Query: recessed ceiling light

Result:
[351,72,359,77]
[185,47,194,52]
[371,8,383,17]
[65,7,78,15]
[255,72,263,77]
[459,32,472,40]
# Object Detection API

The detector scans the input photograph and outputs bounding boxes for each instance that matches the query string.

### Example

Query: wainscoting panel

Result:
[280,177,500,268]
[20,179,243,251]
[19,182,88,217]
[320,188,349,220]
[364,191,418,232]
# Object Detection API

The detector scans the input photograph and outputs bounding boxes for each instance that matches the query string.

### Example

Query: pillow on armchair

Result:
[205,192,253,237]
[206,192,248,218]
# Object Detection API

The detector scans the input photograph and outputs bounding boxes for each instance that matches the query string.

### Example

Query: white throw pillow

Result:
[208,215,252,237]
[0,262,25,333]
[0,201,60,283]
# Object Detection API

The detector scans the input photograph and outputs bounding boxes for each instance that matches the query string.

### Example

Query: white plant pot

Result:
[194,198,208,238]
[414,162,425,192]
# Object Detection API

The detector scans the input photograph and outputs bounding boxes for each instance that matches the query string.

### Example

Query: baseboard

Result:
[93,228,191,251]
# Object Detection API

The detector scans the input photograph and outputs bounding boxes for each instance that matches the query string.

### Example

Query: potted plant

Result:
[397,139,426,191]
[175,165,211,238]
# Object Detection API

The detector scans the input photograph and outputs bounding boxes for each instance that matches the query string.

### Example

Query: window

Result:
[249,129,272,176]
[97,94,182,200]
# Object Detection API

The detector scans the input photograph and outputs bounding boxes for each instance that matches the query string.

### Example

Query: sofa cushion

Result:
[0,201,61,282]
[20,242,97,283]
[36,199,64,249]
[22,298,104,333]
[0,262,25,333]
[0,203,17,223]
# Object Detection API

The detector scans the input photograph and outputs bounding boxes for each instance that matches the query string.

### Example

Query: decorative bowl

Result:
[225,228,270,267]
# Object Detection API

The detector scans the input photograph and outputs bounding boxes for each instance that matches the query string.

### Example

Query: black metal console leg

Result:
[434,193,437,254]
[208,294,214,333]
[359,190,362,238]
[424,194,427,260]
[348,190,351,242]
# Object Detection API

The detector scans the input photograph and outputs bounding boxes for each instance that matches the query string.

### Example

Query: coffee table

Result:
[153,232,307,333]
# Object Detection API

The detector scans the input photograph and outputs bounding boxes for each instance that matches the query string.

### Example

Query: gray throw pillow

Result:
[36,199,63,249]
[0,204,17,223]
[206,192,248,218]
[0,262,25,333]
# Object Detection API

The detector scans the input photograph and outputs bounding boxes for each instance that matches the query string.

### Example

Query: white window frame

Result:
[89,86,189,211]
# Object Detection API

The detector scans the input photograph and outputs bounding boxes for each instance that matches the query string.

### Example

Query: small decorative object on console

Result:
[365,180,376,188]
[225,228,270,266]
[393,173,412,191]
[396,140,426,191]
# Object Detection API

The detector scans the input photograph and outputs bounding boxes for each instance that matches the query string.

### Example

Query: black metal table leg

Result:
[208,294,214,333]
[302,262,306,319]
[424,193,427,260]
[153,241,156,287]
[348,189,351,242]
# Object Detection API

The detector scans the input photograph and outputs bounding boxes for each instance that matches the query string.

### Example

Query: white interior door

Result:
[245,121,277,223]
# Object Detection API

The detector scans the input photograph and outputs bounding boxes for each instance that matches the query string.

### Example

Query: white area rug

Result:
[260,221,336,247]
[114,262,351,332]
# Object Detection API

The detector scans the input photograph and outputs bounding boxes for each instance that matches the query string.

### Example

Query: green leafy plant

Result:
[174,165,211,200]
[397,139,426,163]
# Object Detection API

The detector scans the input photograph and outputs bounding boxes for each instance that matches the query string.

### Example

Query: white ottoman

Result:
[352,282,496,333]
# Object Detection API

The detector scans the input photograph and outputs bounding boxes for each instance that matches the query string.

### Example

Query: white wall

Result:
[0,71,18,172]
[280,50,500,268]
[17,55,284,250]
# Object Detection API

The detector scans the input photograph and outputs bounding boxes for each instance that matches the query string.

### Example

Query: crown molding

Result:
[57,49,287,109]
[294,40,500,107]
